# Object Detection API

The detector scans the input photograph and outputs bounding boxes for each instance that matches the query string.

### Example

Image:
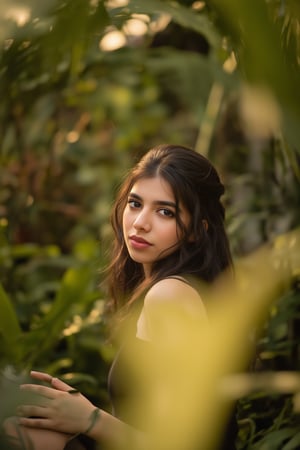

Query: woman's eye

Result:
[128,200,141,209]
[158,208,175,218]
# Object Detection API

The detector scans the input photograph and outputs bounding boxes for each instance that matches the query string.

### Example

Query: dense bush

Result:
[0,1,299,448]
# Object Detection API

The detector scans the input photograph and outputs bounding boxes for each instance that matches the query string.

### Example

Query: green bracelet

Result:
[68,408,101,443]
[84,408,101,435]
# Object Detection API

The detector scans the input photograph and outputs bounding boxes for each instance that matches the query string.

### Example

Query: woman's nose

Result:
[133,211,151,232]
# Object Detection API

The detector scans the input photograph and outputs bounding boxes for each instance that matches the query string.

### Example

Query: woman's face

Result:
[122,176,190,277]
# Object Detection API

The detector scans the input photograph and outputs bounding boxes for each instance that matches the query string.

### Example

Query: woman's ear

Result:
[202,219,208,231]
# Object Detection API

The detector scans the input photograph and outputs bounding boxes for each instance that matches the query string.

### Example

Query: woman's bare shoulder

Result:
[144,276,206,315]
[145,277,199,300]
[137,277,207,341]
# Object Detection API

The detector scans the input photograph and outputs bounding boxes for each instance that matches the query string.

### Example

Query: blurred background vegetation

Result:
[0,0,299,448]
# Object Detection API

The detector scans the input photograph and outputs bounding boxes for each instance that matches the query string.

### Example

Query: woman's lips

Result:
[129,235,152,249]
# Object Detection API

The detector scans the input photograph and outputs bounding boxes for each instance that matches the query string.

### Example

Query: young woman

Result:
[5,144,234,449]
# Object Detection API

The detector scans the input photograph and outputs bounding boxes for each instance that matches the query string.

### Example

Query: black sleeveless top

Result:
[107,276,238,449]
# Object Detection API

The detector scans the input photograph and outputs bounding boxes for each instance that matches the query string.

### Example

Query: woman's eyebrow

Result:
[128,192,177,209]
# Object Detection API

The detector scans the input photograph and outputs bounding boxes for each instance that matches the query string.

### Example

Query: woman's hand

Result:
[29,370,76,392]
[3,416,71,450]
[17,371,97,436]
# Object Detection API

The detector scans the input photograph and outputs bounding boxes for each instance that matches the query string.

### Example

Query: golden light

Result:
[99,29,127,51]
[123,15,149,37]
[192,1,206,11]
[63,315,83,337]
[5,6,31,27]
[106,0,128,7]
[66,131,80,143]
[223,51,237,73]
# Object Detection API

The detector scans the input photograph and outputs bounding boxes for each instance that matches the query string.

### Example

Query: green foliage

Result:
[0,284,22,361]
[0,0,299,448]
[126,0,220,46]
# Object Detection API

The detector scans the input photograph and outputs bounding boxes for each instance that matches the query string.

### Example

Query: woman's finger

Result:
[50,377,73,392]
[19,394,50,408]
[18,416,54,429]
[30,370,53,383]
[20,384,57,399]
[30,370,75,393]
[17,405,49,418]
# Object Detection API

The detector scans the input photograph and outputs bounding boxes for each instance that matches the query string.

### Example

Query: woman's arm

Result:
[17,371,146,450]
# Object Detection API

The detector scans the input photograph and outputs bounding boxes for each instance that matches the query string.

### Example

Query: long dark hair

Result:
[108,144,232,312]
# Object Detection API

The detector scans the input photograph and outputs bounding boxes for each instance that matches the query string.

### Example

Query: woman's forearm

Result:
[86,409,147,450]
[18,371,148,449]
